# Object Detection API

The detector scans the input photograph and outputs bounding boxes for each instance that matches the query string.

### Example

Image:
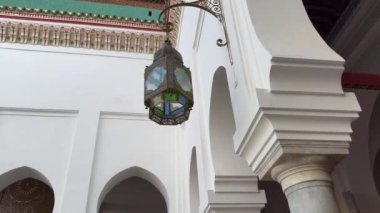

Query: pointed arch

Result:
[0,166,55,212]
[97,166,169,212]
[209,67,252,177]
[0,166,52,192]
[189,147,200,213]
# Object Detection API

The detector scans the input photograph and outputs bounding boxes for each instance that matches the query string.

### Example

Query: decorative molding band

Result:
[203,190,266,213]
[0,107,79,117]
[214,176,259,193]
[100,112,149,121]
[0,21,166,54]
[0,0,182,45]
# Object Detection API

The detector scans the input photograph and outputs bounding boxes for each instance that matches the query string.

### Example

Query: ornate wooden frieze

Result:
[0,0,182,52]
[0,178,54,213]
[0,21,166,54]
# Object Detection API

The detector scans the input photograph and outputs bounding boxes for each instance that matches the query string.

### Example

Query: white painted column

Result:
[271,156,339,213]
[221,0,361,212]
[59,110,100,213]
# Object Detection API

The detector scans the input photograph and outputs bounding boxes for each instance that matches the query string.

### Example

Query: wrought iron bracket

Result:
[159,0,233,64]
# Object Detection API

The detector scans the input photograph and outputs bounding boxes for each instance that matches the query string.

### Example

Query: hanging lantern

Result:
[144,40,194,125]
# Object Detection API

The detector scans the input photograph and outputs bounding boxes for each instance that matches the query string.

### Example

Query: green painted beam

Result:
[0,0,163,21]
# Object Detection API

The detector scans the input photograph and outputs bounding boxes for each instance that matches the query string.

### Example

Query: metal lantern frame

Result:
[144,0,231,125]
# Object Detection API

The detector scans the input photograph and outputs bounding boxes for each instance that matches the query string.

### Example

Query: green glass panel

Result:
[164,92,178,102]
[153,107,164,117]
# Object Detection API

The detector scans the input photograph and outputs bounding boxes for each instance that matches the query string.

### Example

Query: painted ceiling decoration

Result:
[0,0,181,52]
[82,0,166,10]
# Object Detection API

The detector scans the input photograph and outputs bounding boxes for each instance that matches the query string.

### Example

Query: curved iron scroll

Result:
[159,0,233,64]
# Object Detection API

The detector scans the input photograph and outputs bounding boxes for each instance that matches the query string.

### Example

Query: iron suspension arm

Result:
[159,0,233,64]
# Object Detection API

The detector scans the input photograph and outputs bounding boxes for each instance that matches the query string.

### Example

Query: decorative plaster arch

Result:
[0,166,53,192]
[230,0,344,94]
[97,166,169,212]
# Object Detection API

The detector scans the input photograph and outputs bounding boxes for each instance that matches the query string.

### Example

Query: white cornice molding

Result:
[203,190,266,213]
[234,89,360,179]
[0,107,78,117]
[214,176,259,193]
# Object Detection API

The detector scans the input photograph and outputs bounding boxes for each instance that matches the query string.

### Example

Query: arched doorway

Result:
[99,176,167,213]
[0,178,54,213]
[189,148,200,213]
[97,167,169,212]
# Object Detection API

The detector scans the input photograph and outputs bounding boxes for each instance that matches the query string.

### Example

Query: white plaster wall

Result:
[87,114,177,213]
[0,110,77,213]
[0,44,180,213]
[175,3,263,211]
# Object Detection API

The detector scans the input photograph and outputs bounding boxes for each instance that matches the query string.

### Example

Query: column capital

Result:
[271,155,333,193]
[234,89,360,179]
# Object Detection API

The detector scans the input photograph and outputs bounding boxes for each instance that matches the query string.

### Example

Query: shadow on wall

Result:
[259,181,290,213]
[370,94,380,196]
[375,151,380,196]
[189,147,200,213]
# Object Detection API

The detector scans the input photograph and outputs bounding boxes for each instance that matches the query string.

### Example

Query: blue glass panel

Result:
[178,95,187,105]
[164,101,170,116]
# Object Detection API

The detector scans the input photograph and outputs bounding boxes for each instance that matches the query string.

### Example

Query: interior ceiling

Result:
[303,0,353,40]
[0,0,167,21]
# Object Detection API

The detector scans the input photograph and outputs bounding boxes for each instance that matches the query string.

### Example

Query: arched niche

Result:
[97,167,168,213]
[209,67,252,177]
[189,147,200,213]
[0,167,54,213]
